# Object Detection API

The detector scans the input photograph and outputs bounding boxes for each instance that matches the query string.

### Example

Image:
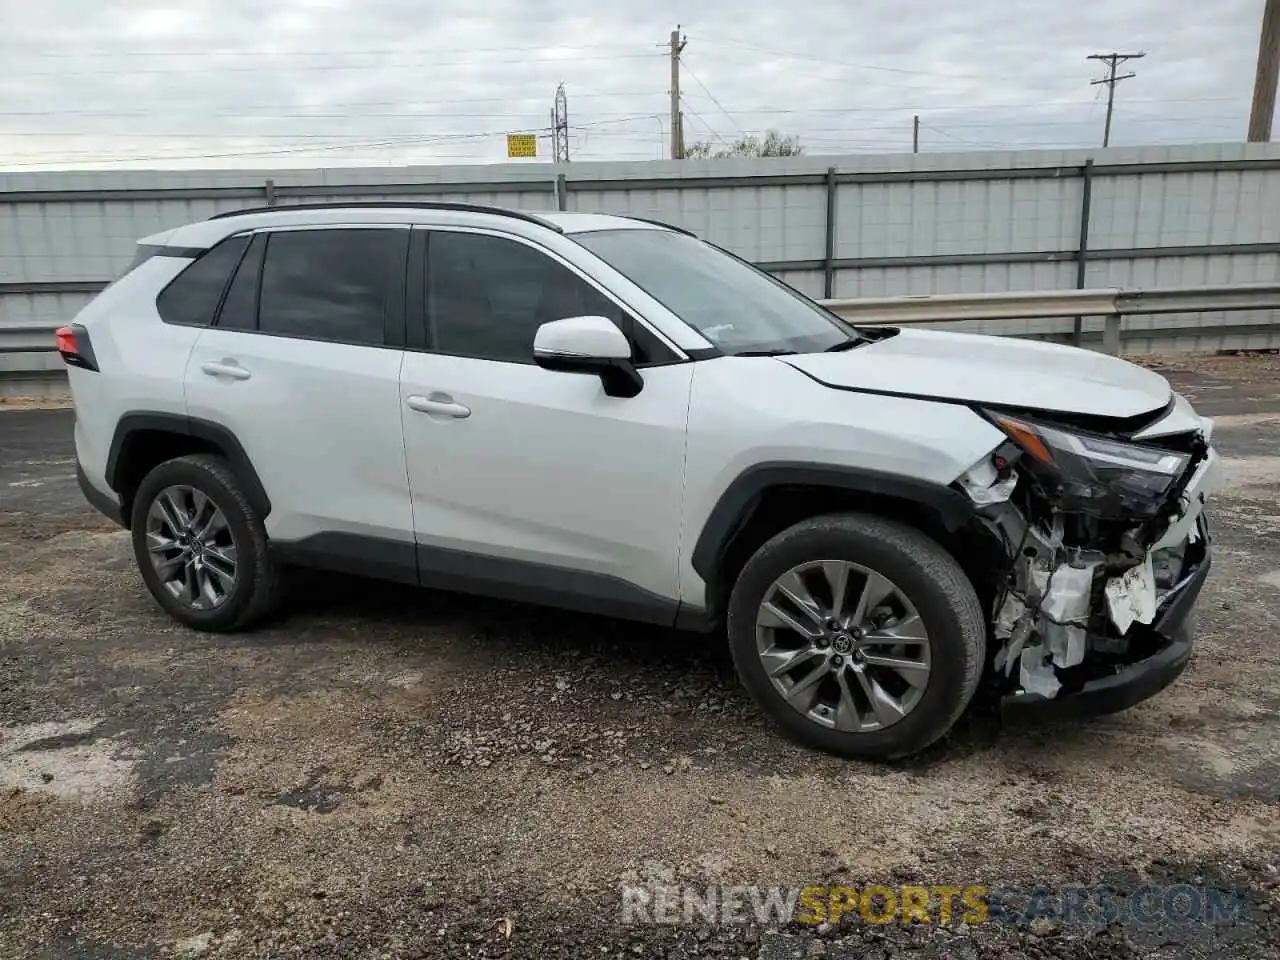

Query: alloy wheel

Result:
[145,484,239,610]
[754,560,932,732]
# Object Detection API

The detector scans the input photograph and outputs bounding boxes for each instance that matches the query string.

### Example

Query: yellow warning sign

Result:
[506,133,538,158]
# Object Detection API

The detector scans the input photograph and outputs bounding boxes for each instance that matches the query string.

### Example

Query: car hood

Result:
[783,328,1173,419]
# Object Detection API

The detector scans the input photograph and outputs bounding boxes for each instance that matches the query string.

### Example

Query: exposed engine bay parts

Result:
[959,404,1217,704]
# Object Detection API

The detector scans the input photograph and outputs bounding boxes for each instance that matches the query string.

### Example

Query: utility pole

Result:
[1088,52,1145,147]
[551,82,570,162]
[912,115,920,154]
[669,26,687,159]
[1249,0,1280,141]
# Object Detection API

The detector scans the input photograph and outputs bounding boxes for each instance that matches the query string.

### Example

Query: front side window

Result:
[156,235,249,327]
[256,229,401,346]
[574,229,858,356]
[426,231,670,364]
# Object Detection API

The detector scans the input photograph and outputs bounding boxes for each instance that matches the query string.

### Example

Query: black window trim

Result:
[207,223,411,351]
[154,231,253,328]
[211,232,267,332]
[412,224,690,368]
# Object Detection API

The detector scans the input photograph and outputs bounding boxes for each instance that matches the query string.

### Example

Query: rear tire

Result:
[727,512,986,760]
[130,453,279,632]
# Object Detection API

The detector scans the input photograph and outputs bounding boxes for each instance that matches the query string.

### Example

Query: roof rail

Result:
[207,200,565,233]
[626,216,696,237]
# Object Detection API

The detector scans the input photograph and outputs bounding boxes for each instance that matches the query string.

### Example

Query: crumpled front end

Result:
[956,397,1218,717]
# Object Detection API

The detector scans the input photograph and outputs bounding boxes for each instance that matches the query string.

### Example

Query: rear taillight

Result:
[55,323,99,372]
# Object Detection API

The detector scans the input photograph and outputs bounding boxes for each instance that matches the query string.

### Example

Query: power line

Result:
[916,122,995,146]
[0,95,1239,123]
[0,97,669,121]
[5,110,1241,134]
[679,59,745,135]
[13,51,665,78]
[692,48,965,93]
[0,134,483,168]
[18,42,658,59]
[0,115,675,168]
[697,35,1008,80]
[679,96,734,149]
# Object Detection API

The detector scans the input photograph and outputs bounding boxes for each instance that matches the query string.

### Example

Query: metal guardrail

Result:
[2,282,1279,369]
[821,282,1280,353]
[0,326,63,354]
[824,289,1121,324]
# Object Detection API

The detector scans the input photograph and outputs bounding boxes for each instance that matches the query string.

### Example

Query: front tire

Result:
[130,453,279,632]
[727,513,986,760]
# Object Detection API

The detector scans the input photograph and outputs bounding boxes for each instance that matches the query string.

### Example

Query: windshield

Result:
[574,228,857,356]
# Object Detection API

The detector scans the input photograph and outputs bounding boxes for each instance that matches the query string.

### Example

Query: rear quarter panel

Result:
[67,256,202,494]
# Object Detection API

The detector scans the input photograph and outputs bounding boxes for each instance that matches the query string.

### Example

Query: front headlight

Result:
[986,411,1191,517]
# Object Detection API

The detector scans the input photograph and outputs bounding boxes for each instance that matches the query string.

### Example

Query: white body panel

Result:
[65,256,199,498]
[533,315,632,360]
[400,353,693,600]
[1134,390,1213,441]
[676,357,1006,607]
[784,328,1174,418]
[185,329,412,543]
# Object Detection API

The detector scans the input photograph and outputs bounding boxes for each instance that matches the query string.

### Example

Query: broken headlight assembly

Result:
[982,411,1191,519]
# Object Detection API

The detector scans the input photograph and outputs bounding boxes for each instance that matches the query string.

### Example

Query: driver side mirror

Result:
[532,316,643,398]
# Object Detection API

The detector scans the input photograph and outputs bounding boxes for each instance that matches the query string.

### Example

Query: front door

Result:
[399,228,693,622]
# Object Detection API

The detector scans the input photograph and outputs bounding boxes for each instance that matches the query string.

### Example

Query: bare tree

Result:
[685,130,804,159]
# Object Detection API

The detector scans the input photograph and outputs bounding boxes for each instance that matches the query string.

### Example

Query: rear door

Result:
[184,225,414,565]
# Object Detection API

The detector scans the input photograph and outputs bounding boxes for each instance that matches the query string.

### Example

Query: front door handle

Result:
[200,359,252,381]
[407,393,471,419]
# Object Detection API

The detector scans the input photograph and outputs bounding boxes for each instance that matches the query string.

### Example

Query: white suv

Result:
[60,202,1218,759]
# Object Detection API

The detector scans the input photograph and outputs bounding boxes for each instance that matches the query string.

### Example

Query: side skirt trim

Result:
[272,532,419,586]
[418,544,683,627]
[269,532,705,630]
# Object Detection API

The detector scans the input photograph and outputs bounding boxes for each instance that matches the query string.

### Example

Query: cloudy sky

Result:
[0,0,1268,170]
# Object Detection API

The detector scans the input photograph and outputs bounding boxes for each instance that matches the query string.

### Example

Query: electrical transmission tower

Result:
[551,82,570,162]
[1088,52,1145,147]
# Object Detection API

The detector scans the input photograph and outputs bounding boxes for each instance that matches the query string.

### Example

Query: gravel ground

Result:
[1,356,1279,959]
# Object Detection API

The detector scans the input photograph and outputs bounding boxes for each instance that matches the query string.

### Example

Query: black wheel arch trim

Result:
[689,461,978,584]
[105,412,271,519]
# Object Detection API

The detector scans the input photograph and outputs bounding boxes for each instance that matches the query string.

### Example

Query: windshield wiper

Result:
[734,348,800,357]
[823,337,865,352]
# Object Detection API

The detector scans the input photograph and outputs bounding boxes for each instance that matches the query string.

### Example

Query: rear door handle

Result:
[200,360,251,381]
[407,393,471,419]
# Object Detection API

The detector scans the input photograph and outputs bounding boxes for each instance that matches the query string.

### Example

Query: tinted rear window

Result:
[216,234,266,331]
[257,229,399,346]
[156,236,250,327]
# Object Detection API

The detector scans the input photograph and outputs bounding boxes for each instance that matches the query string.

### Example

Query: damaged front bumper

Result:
[959,401,1219,723]
[1000,539,1209,721]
